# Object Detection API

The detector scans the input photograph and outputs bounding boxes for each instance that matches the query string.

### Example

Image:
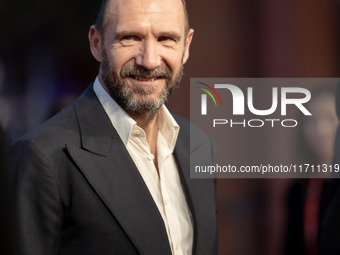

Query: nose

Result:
[135,39,161,70]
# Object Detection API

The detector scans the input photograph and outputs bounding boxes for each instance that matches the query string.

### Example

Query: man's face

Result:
[94,0,193,114]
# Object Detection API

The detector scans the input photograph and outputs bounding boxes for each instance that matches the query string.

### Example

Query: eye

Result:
[158,36,174,42]
[122,35,139,41]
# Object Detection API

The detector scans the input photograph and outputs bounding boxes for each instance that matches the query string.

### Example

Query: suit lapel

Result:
[66,86,172,255]
[174,123,217,255]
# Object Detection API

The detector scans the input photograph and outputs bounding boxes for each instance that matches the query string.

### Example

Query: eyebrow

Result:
[115,30,142,39]
[115,30,182,41]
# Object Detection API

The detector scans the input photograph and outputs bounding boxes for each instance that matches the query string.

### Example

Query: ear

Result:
[182,28,194,65]
[88,25,103,63]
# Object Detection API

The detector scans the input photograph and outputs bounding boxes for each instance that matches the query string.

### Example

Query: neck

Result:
[129,110,157,133]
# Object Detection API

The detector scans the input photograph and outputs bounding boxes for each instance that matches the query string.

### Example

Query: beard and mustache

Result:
[100,48,184,116]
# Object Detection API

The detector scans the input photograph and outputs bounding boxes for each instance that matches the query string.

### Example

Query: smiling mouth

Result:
[130,75,164,82]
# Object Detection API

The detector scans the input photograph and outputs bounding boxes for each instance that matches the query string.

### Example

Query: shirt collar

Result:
[93,76,135,145]
[156,105,180,153]
[93,76,179,150]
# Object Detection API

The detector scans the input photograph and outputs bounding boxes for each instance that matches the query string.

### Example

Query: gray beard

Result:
[100,50,184,117]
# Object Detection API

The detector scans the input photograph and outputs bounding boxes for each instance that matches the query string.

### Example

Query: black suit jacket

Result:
[8,85,217,255]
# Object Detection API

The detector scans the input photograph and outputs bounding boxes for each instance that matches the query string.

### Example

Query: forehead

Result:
[105,0,186,34]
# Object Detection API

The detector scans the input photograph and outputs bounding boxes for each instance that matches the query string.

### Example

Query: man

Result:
[8,0,217,254]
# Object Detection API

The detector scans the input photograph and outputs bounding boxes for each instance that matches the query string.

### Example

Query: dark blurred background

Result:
[1,0,340,254]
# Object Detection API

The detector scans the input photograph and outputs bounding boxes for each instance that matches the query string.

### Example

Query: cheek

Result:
[159,43,185,61]
[162,51,184,72]
[107,49,136,72]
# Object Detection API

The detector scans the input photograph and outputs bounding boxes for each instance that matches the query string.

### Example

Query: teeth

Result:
[134,76,157,82]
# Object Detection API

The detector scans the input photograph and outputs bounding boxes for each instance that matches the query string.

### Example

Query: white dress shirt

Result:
[93,77,193,255]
